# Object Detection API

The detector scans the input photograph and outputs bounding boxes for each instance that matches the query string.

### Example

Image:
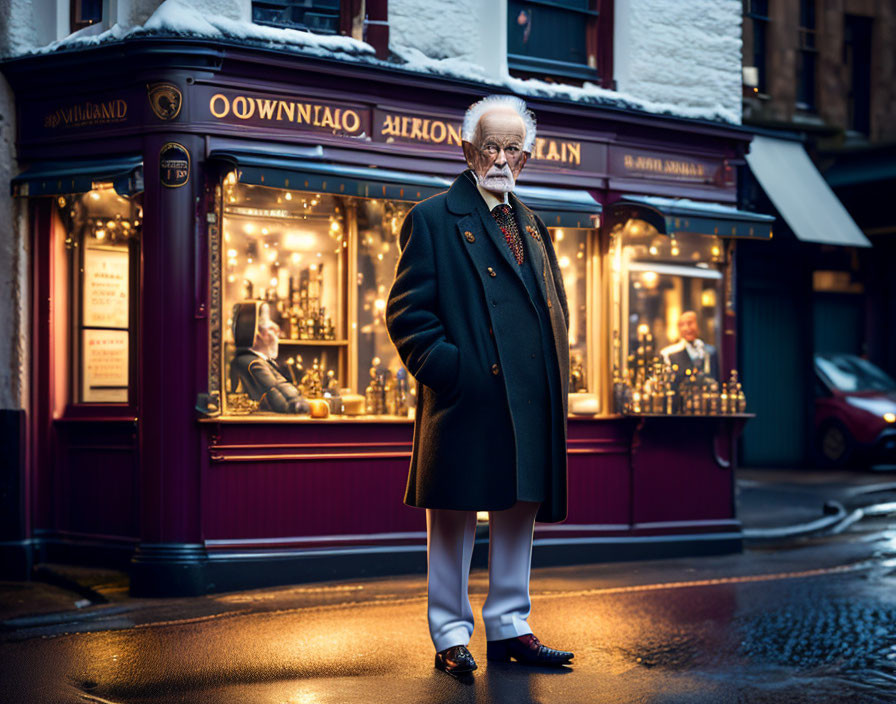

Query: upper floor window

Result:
[796,0,817,111]
[844,14,872,135]
[252,0,341,33]
[70,0,102,32]
[508,0,613,87]
[743,0,769,95]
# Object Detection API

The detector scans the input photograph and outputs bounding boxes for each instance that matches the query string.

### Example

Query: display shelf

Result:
[277,339,349,346]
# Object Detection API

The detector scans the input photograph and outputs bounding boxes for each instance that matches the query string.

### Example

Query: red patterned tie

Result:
[491,204,525,265]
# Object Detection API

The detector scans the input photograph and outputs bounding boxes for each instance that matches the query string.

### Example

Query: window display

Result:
[54,186,141,404]
[550,227,591,394]
[219,174,417,418]
[609,215,745,415]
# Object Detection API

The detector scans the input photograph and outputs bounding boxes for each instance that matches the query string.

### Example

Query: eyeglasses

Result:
[481,143,522,157]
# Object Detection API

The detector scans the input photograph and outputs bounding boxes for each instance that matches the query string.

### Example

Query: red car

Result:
[814,354,896,468]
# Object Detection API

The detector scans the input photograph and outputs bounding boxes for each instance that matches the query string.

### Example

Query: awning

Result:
[211,150,602,227]
[12,156,143,197]
[745,135,871,247]
[606,195,774,239]
[210,151,452,202]
[515,185,601,228]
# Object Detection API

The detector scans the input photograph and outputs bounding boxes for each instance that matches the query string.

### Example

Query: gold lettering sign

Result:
[208,93,363,134]
[379,112,582,166]
[43,99,128,129]
[623,153,706,179]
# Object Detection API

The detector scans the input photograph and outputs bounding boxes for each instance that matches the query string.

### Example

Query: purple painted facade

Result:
[1,39,756,596]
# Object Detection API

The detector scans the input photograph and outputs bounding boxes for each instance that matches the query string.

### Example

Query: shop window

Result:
[219,176,416,418]
[796,0,817,111]
[743,0,769,95]
[550,227,591,394]
[252,0,341,33]
[508,0,612,86]
[54,187,141,404]
[609,218,743,415]
[71,0,102,32]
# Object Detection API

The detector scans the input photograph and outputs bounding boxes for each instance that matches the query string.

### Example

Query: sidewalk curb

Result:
[742,500,847,541]
[1,604,136,631]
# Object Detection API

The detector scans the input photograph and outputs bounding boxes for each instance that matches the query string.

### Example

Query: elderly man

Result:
[660,310,719,386]
[386,95,573,676]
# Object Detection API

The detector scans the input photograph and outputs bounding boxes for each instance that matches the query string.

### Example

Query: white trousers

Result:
[426,501,540,652]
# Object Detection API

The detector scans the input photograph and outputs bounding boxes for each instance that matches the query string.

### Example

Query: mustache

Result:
[486,163,514,176]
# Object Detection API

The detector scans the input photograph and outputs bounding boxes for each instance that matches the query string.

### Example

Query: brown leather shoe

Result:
[486,634,573,666]
[434,644,478,676]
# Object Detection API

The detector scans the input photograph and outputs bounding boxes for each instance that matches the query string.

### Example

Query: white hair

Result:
[462,94,537,153]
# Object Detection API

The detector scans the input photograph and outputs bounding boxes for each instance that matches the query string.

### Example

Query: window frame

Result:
[507,0,614,89]
[744,0,770,96]
[70,0,102,33]
[796,0,818,112]
[251,0,362,37]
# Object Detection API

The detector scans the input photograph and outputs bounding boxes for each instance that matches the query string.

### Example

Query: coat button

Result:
[487,267,496,277]
[464,230,475,242]
[491,364,500,375]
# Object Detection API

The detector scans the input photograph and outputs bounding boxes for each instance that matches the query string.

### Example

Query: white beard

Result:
[478,164,515,194]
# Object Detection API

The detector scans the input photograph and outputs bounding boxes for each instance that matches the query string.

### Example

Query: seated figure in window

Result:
[660,310,719,386]
[230,301,310,414]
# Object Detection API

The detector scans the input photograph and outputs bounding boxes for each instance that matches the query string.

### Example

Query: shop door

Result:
[740,288,806,466]
[31,192,142,555]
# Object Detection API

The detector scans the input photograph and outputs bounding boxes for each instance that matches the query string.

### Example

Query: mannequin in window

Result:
[230,301,310,414]
[660,310,719,385]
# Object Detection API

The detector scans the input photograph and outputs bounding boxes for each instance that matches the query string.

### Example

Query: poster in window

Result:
[82,329,129,402]
[84,246,129,329]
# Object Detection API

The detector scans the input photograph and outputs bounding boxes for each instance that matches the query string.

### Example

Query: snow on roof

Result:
[9,0,737,125]
[19,0,375,58]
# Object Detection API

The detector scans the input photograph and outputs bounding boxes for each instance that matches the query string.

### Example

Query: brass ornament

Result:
[147,82,183,121]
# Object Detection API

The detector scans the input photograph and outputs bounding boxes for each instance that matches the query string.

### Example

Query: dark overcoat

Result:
[386,171,570,523]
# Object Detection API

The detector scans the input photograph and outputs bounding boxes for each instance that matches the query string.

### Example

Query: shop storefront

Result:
[3,40,771,596]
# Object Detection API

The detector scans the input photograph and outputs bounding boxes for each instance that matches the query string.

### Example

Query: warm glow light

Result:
[225,171,237,185]
[671,246,680,256]
[310,264,318,271]
[291,252,302,263]
[555,229,564,241]
[285,192,293,201]
[284,232,316,250]
[637,324,650,336]
[711,246,721,257]
[374,299,386,312]
[701,289,717,307]
[227,274,236,283]
[89,191,101,201]
[559,256,570,268]
[261,228,269,235]
[884,413,896,423]
[476,511,489,523]
[270,277,278,287]
[95,229,106,240]
[267,251,277,262]
[641,271,658,286]
[227,249,238,258]
[244,223,255,234]
[649,245,658,256]
[330,221,341,232]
